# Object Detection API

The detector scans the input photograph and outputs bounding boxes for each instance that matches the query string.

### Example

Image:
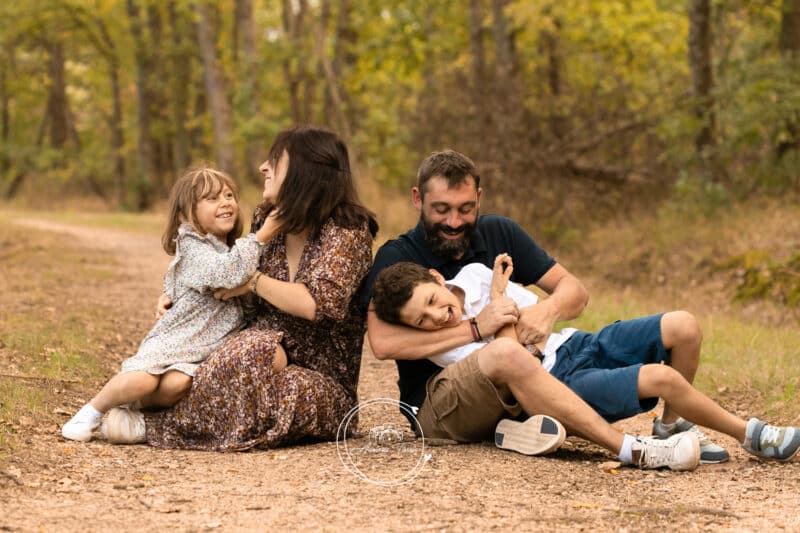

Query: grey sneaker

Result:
[653,417,729,464]
[742,418,800,461]
[631,432,700,471]
[495,415,566,456]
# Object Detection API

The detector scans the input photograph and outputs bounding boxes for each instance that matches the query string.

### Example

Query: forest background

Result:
[1,3,800,528]
[0,0,797,221]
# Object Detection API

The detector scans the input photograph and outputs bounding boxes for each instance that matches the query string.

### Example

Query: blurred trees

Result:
[0,0,796,223]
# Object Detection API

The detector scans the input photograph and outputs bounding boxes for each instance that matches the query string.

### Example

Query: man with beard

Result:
[361,149,729,470]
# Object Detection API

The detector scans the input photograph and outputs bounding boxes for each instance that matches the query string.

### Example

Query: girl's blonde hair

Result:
[162,165,244,255]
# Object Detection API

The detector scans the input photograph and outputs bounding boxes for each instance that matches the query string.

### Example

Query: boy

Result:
[372,255,800,465]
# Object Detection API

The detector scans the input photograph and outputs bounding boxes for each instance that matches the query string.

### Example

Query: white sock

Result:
[73,403,104,424]
[617,434,636,464]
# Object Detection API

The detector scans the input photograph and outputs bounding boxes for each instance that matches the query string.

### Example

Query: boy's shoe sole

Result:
[495,415,566,456]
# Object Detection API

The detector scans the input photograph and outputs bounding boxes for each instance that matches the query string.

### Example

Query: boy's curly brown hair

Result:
[372,262,437,325]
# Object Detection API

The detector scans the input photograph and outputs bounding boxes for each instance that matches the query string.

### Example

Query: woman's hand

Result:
[213,275,254,301]
[490,253,513,300]
[155,293,172,319]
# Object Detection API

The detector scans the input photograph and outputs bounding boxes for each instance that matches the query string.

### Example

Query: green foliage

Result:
[0,0,797,212]
[717,250,800,306]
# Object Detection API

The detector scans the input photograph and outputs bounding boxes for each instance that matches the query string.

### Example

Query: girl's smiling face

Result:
[194,183,238,241]
[399,281,464,330]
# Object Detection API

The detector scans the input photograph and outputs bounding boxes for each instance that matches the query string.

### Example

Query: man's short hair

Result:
[416,149,480,198]
[372,262,437,325]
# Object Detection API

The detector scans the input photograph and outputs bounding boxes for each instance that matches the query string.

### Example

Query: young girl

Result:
[62,166,273,443]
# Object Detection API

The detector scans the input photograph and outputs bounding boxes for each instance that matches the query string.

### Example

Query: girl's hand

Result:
[490,253,513,299]
[155,293,172,319]
[256,210,281,243]
[213,278,252,301]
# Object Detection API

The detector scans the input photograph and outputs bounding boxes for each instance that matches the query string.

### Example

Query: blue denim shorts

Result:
[550,314,668,423]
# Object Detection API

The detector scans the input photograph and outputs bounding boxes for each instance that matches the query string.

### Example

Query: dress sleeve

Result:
[177,232,262,291]
[301,222,373,322]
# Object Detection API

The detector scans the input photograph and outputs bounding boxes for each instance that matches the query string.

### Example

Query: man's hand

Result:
[490,253,513,300]
[213,276,254,301]
[515,299,559,346]
[156,293,172,319]
[474,296,519,338]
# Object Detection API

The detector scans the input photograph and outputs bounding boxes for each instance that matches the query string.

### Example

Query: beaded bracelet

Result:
[250,272,263,294]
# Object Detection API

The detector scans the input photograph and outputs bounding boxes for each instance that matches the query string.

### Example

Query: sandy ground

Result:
[1,218,799,532]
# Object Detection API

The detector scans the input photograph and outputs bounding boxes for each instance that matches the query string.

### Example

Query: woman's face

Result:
[259,150,289,203]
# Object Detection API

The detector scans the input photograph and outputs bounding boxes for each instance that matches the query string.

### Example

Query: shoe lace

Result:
[638,438,676,467]
[686,424,711,445]
[760,425,782,447]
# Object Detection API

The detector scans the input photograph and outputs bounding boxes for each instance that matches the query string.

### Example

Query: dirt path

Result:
[1,219,799,532]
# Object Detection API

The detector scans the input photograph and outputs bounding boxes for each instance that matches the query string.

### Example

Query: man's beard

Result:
[421,212,477,260]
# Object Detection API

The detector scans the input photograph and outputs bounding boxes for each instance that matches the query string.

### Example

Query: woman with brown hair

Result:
[140,126,378,451]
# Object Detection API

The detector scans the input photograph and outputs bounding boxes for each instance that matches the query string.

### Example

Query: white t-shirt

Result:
[428,263,576,372]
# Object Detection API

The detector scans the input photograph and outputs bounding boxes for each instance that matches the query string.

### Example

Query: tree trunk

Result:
[0,63,9,173]
[492,0,518,79]
[470,0,486,90]
[168,1,190,176]
[777,0,800,160]
[45,40,70,149]
[196,1,236,175]
[780,0,800,54]
[94,16,127,207]
[688,0,715,153]
[235,0,262,173]
[282,0,312,124]
[317,0,352,140]
[541,14,565,139]
[127,0,157,204]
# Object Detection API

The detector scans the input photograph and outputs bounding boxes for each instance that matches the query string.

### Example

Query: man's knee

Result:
[478,338,542,383]
[661,310,702,350]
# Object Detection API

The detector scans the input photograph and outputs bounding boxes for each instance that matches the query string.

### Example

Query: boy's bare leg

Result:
[90,371,160,413]
[477,337,624,454]
[639,364,747,442]
[659,311,703,424]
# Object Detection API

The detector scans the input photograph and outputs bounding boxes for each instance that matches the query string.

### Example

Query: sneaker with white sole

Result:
[653,417,729,464]
[631,432,700,471]
[102,407,147,444]
[494,415,566,456]
[742,418,800,461]
[62,405,103,442]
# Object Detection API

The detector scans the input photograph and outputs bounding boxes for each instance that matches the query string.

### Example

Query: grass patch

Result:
[0,210,134,458]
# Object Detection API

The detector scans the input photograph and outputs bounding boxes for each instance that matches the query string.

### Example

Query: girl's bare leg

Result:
[90,371,160,413]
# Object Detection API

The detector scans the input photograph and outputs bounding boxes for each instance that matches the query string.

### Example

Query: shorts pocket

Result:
[426,377,459,423]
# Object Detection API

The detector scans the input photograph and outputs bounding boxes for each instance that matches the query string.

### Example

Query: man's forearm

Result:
[367,311,475,360]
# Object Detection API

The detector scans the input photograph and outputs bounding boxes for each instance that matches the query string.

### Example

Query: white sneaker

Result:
[62,405,103,442]
[103,407,147,444]
[631,432,700,471]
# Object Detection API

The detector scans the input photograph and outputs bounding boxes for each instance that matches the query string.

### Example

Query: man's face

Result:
[412,175,481,260]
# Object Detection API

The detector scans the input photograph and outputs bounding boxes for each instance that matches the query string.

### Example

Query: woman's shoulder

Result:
[320,217,373,242]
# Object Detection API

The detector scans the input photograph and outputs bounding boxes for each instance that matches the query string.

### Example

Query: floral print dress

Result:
[145,213,373,451]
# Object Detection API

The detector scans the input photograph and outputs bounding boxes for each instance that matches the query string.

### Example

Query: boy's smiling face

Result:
[399,280,464,330]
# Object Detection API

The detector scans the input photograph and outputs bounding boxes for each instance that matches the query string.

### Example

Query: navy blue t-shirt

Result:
[362,214,556,417]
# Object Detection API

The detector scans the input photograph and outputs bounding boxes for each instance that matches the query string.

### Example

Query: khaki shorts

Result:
[416,349,523,442]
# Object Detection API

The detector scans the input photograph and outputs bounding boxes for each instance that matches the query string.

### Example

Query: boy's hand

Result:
[475,296,519,337]
[490,253,513,299]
